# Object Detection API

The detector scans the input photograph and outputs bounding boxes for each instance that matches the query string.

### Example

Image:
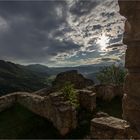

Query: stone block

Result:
[125,45,140,68]
[90,116,130,139]
[95,111,109,118]
[122,94,140,132]
[95,84,123,101]
[124,74,140,98]
[78,89,96,112]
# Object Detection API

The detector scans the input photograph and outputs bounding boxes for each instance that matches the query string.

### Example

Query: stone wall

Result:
[118,0,140,132]
[0,92,77,136]
[0,93,17,112]
[78,89,96,112]
[95,84,123,101]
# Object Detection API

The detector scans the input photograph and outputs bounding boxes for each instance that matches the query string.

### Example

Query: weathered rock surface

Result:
[122,94,140,132]
[95,84,123,101]
[125,45,140,69]
[33,87,53,96]
[89,1,140,138]
[0,93,17,112]
[90,116,135,139]
[52,70,94,90]
[124,74,140,98]
[119,0,140,133]
[78,89,96,112]
[95,111,109,118]
[86,85,96,92]
[119,1,140,44]
[0,92,77,135]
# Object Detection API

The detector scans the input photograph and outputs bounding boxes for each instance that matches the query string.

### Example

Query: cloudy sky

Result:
[0,0,126,67]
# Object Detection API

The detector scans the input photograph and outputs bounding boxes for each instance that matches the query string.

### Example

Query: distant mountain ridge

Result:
[26,63,113,82]
[0,60,48,96]
[26,63,108,75]
[0,59,117,95]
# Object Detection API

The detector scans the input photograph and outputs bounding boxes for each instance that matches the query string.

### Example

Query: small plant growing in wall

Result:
[61,82,79,108]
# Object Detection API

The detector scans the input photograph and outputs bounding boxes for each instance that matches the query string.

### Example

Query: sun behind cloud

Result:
[96,33,110,51]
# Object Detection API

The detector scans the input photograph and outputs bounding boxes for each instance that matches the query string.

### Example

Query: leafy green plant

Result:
[61,82,79,108]
[96,64,127,85]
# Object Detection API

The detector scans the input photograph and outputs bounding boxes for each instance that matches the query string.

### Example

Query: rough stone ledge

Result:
[0,92,77,136]
[0,93,17,112]
[90,116,140,139]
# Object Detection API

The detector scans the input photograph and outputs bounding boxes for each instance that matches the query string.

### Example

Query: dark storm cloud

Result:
[0,0,125,66]
[109,34,123,44]
[69,0,100,16]
[45,39,80,55]
[0,1,76,63]
[99,57,121,64]
[100,58,114,62]
[101,12,115,18]
[93,25,102,30]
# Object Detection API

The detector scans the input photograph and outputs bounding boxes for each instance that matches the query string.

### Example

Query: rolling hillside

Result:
[0,60,48,96]
[26,63,108,83]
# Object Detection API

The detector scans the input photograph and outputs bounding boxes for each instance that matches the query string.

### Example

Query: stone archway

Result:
[118,0,140,133]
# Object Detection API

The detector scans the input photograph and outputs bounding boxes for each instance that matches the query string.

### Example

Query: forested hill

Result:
[0,60,49,96]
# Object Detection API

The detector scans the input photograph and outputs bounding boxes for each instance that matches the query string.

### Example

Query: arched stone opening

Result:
[118,0,140,133]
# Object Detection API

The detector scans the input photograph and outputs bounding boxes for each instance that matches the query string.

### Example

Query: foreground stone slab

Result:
[0,92,77,136]
[91,116,140,139]
[90,116,130,139]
